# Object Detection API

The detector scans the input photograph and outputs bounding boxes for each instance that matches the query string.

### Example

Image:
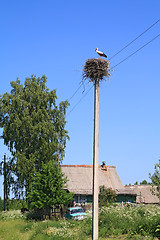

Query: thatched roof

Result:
[61,165,136,196]
[125,185,159,204]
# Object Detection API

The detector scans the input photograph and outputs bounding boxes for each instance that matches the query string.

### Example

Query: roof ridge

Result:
[61,164,116,168]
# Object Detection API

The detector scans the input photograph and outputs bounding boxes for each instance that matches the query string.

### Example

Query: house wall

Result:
[74,195,87,203]
[87,195,93,203]
[116,195,136,203]
[74,194,136,204]
[74,195,93,203]
[125,185,159,204]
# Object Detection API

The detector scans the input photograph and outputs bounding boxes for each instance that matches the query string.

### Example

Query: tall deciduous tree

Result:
[0,75,69,197]
[149,160,160,200]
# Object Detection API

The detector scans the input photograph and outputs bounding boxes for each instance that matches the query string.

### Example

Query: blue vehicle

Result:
[65,207,87,220]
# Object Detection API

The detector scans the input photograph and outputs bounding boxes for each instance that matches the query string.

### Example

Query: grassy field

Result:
[0,204,160,240]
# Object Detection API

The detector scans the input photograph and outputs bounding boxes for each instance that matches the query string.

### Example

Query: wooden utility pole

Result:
[92,79,99,240]
[83,57,110,240]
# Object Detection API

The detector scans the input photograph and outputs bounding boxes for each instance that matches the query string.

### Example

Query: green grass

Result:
[0,205,160,239]
[0,219,32,240]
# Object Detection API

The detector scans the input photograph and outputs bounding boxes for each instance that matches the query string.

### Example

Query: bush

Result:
[0,205,160,239]
[0,198,28,211]
[98,204,160,238]
[99,186,117,207]
[0,210,24,220]
[9,199,28,210]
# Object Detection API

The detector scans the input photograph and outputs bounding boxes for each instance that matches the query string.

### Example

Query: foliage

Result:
[134,181,138,185]
[9,199,28,210]
[99,185,117,207]
[0,217,89,240]
[27,161,73,214]
[0,156,14,209]
[0,197,3,211]
[1,205,160,239]
[149,160,160,199]
[0,198,29,212]
[98,204,160,238]
[0,75,69,197]
[140,180,150,185]
[0,210,24,220]
[134,180,150,185]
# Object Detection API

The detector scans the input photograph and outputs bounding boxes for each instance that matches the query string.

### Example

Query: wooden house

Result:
[61,163,136,204]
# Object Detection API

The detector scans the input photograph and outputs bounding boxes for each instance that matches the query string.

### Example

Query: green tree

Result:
[134,181,139,185]
[27,161,73,217]
[140,179,149,185]
[0,75,69,197]
[99,186,117,207]
[149,160,160,200]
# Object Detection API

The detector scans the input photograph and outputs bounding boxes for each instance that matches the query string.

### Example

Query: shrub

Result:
[0,210,24,220]
[98,204,160,238]
[99,186,117,207]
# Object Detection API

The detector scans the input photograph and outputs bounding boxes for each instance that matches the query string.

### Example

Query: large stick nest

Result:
[82,58,111,82]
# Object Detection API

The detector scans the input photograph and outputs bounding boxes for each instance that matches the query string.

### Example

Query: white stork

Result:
[95,48,107,58]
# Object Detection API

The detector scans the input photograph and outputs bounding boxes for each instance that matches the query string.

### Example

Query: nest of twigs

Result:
[82,58,110,82]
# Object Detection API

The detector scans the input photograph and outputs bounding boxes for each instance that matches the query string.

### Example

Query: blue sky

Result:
[0,0,160,198]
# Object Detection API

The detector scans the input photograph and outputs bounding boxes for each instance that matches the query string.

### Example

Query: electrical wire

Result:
[109,18,160,60]
[67,33,160,116]
[67,82,84,102]
[66,84,93,117]
[112,33,160,69]
[66,19,160,116]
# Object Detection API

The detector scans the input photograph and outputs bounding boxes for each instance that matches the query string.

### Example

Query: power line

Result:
[66,84,93,117]
[67,82,84,102]
[67,79,90,102]
[112,33,160,69]
[66,33,160,116]
[109,18,160,60]
[67,19,160,116]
